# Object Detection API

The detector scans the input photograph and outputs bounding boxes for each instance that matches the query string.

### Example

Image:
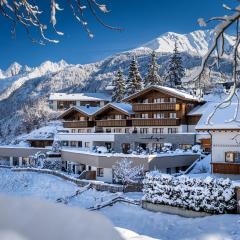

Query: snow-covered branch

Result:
[194,2,240,123]
[0,0,121,44]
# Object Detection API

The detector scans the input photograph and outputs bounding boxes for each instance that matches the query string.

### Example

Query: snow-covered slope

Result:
[139,29,235,56]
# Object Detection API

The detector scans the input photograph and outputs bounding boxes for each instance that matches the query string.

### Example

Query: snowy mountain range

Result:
[0,29,234,143]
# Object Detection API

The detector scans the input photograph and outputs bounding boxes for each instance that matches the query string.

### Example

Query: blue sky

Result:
[0,0,229,69]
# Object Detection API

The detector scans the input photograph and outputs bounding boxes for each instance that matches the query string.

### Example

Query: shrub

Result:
[143,172,237,214]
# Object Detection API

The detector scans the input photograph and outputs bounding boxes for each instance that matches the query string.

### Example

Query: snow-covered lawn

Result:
[1,168,240,240]
[0,168,79,201]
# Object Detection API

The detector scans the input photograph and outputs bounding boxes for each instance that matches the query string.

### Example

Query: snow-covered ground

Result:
[0,168,240,240]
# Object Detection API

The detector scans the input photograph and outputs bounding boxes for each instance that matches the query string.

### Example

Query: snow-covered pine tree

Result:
[125,57,143,96]
[144,51,163,87]
[112,69,125,102]
[165,42,185,88]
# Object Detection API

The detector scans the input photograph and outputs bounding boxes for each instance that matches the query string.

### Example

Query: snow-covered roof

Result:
[58,106,101,118]
[123,85,201,102]
[187,103,210,116]
[49,92,111,102]
[93,103,133,116]
[195,101,240,130]
[110,103,133,114]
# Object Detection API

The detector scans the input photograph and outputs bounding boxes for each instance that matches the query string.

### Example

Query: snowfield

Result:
[0,168,240,240]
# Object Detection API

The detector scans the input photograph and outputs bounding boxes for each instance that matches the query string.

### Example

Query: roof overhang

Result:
[57,106,92,119]
[122,86,202,103]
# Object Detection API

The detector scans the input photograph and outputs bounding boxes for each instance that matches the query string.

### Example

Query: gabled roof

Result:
[49,92,111,101]
[122,85,201,102]
[93,103,133,117]
[57,106,101,119]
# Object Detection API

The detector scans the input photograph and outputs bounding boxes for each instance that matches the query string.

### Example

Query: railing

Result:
[63,121,94,128]
[133,103,180,111]
[132,118,181,126]
[96,119,131,127]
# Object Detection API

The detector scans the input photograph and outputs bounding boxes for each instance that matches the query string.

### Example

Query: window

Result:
[70,141,77,147]
[141,113,148,119]
[168,128,178,134]
[143,99,149,103]
[97,168,104,177]
[78,129,85,133]
[78,141,82,148]
[225,152,240,163]
[152,143,163,151]
[169,112,177,118]
[85,142,90,148]
[152,128,164,134]
[62,141,69,147]
[22,157,29,166]
[87,129,92,133]
[153,113,164,119]
[114,128,122,133]
[79,116,85,121]
[140,128,148,134]
[154,98,165,103]
[71,129,76,133]
[115,115,122,120]
[125,128,130,133]
[106,128,111,133]
[169,98,176,103]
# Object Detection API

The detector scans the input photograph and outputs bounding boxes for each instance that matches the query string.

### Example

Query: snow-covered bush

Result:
[192,144,202,153]
[143,172,237,214]
[113,158,144,185]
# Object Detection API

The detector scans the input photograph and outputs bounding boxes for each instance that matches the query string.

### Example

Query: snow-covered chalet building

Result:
[195,101,240,175]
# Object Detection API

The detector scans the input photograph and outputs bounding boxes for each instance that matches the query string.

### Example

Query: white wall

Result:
[91,166,113,183]
[211,130,240,163]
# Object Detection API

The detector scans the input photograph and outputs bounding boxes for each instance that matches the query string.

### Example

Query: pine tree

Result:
[112,69,125,102]
[125,57,143,96]
[144,51,163,87]
[165,42,185,88]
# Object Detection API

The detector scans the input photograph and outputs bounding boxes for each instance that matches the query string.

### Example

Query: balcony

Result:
[132,103,180,112]
[212,162,240,174]
[132,118,181,126]
[96,119,132,127]
[63,121,94,128]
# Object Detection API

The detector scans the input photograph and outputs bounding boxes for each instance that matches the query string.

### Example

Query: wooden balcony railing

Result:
[212,162,240,174]
[96,119,131,127]
[132,103,180,111]
[132,118,180,126]
[63,121,94,128]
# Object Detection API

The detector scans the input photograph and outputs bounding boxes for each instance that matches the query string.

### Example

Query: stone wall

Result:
[142,201,211,217]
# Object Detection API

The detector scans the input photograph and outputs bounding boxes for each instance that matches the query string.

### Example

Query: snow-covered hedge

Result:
[143,172,236,214]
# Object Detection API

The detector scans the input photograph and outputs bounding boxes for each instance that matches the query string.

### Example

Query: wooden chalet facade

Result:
[58,86,203,135]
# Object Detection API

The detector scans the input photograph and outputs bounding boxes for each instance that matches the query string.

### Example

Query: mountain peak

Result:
[138,29,233,56]
[5,62,22,77]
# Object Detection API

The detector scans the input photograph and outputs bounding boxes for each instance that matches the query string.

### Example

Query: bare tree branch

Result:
[0,0,121,44]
